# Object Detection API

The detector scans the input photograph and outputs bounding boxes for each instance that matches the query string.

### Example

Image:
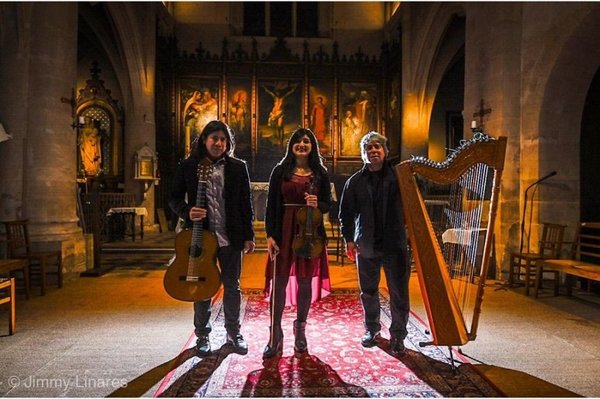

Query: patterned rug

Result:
[155,291,501,397]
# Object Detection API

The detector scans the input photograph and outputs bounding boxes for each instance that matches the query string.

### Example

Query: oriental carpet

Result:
[155,291,501,397]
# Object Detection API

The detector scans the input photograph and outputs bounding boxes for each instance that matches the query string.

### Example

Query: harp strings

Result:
[402,134,505,346]
[430,163,491,328]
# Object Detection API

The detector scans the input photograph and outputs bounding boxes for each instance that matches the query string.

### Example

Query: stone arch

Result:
[538,5,600,226]
[427,15,466,161]
[401,3,466,158]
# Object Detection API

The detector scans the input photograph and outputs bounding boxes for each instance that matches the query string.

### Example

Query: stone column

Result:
[464,3,523,277]
[23,3,86,273]
[0,3,30,221]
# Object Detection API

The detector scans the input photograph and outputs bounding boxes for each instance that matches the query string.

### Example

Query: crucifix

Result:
[472,99,492,130]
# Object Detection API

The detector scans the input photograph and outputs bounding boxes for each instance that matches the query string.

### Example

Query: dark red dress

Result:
[264,174,331,306]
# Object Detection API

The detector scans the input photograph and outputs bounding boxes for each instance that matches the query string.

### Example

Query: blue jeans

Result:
[194,245,242,337]
[356,250,410,340]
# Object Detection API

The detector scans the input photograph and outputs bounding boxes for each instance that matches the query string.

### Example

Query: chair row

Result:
[509,222,600,297]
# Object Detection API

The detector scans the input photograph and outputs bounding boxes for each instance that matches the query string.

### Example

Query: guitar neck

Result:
[191,179,208,248]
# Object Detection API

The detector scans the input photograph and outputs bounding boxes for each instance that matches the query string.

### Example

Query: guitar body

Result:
[164,228,221,302]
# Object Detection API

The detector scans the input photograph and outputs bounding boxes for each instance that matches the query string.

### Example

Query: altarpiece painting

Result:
[308,81,333,156]
[257,80,302,156]
[227,78,252,159]
[387,76,401,157]
[181,79,220,153]
[339,82,378,157]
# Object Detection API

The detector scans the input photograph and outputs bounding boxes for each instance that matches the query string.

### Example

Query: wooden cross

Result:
[472,99,492,129]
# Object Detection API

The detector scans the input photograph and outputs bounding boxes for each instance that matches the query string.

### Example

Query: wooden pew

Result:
[535,222,600,297]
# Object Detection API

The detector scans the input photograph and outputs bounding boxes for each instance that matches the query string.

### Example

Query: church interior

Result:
[1,2,599,397]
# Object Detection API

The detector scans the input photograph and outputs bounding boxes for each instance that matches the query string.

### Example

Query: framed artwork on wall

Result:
[257,80,302,156]
[308,81,333,156]
[227,78,252,159]
[180,79,220,153]
[339,82,378,157]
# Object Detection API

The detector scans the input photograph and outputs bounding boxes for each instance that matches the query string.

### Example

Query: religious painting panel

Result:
[308,80,333,156]
[180,79,220,153]
[227,78,252,160]
[339,82,378,157]
[257,79,302,157]
[387,76,401,157]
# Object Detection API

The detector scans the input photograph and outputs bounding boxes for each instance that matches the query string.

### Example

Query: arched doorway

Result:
[580,67,600,222]
[426,14,466,161]
[537,5,600,226]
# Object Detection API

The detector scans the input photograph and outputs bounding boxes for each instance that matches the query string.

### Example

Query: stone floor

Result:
[0,232,599,397]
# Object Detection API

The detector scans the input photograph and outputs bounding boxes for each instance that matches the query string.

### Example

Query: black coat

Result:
[169,155,254,251]
[339,161,407,258]
[265,164,331,244]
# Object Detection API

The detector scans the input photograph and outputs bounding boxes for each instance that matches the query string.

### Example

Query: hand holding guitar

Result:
[189,206,207,222]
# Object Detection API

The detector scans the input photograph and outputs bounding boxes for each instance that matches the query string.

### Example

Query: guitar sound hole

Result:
[189,245,204,258]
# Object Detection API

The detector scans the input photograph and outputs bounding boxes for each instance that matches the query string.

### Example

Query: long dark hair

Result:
[278,128,327,181]
[192,120,236,159]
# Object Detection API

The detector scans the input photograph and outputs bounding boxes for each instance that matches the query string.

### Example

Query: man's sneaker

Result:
[196,335,211,357]
[360,330,381,348]
[226,332,248,355]
[390,337,406,356]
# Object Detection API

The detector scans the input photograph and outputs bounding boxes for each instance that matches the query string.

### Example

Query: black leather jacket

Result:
[169,155,254,251]
[339,161,407,258]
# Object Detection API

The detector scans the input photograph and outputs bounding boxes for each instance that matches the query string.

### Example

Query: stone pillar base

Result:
[27,222,88,275]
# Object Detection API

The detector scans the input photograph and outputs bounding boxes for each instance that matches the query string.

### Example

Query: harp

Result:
[396,133,507,348]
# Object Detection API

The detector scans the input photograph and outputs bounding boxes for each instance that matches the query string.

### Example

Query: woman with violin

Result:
[263,128,332,358]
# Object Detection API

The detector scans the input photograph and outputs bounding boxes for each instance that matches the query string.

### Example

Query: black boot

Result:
[263,327,283,359]
[294,320,307,353]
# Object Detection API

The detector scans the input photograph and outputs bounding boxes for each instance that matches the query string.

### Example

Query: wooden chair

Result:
[0,277,16,335]
[327,202,346,265]
[0,258,29,300]
[328,216,345,265]
[2,220,62,296]
[509,222,566,296]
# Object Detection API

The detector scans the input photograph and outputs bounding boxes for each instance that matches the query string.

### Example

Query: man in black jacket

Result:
[170,120,255,357]
[338,131,410,356]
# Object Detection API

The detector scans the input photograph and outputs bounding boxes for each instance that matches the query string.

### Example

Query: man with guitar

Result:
[170,120,255,357]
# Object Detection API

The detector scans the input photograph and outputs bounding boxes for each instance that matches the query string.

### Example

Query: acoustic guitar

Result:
[164,159,221,301]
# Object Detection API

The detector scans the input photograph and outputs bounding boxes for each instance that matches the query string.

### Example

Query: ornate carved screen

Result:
[396,133,507,347]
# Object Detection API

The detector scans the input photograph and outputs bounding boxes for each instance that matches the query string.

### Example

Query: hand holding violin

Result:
[304,192,318,208]
[292,189,324,259]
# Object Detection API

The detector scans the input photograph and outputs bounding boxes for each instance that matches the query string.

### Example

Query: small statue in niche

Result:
[79,116,102,175]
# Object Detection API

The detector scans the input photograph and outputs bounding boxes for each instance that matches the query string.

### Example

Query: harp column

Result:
[24,3,87,273]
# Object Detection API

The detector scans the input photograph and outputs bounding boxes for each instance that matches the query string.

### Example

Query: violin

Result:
[292,177,325,259]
